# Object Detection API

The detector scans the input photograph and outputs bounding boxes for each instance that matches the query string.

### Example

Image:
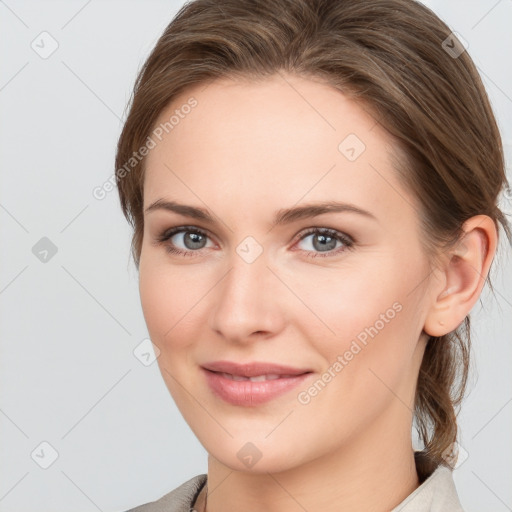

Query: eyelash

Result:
[154,225,355,259]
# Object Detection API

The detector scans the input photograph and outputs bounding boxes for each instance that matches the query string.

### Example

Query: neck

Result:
[204,406,420,512]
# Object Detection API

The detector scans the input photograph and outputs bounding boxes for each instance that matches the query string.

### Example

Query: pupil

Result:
[185,232,205,249]
[314,234,336,251]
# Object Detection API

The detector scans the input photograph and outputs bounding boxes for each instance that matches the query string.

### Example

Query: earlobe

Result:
[423,215,497,337]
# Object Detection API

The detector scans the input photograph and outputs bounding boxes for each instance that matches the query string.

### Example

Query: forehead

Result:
[143,74,417,225]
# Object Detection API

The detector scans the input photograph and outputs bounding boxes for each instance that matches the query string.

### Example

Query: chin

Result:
[204,436,310,475]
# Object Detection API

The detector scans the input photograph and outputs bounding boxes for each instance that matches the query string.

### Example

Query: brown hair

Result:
[115,0,511,474]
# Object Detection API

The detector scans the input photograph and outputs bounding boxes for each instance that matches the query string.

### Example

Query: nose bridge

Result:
[209,240,284,341]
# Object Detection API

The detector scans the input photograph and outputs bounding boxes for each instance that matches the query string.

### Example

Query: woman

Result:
[115,0,511,510]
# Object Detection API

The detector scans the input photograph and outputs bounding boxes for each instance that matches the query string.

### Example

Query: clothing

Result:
[125,462,465,512]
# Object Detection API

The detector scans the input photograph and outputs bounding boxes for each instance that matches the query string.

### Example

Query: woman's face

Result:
[139,74,437,473]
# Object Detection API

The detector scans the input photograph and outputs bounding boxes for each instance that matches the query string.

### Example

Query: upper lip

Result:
[201,360,312,377]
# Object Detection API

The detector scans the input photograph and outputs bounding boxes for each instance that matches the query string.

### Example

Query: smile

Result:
[202,368,313,406]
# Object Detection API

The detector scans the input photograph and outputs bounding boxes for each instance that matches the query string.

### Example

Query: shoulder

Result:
[391,465,465,512]
[124,474,207,512]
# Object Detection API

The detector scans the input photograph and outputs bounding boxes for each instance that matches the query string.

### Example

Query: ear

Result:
[423,215,498,337]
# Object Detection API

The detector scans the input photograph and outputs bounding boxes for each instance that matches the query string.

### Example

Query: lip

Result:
[201,360,312,377]
[201,361,313,407]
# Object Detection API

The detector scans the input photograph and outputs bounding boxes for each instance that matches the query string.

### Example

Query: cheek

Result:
[294,253,425,386]
[138,256,202,341]
[138,258,218,390]
[138,267,191,366]
[138,262,199,402]
[138,264,169,340]
[283,259,402,345]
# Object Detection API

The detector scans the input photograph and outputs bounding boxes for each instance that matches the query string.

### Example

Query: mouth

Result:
[200,362,314,406]
[213,372,306,382]
[201,360,313,378]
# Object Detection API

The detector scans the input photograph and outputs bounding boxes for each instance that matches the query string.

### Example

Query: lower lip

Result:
[202,368,312,406]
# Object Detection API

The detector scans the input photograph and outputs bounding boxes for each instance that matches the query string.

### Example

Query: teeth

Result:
[220,372,286,382]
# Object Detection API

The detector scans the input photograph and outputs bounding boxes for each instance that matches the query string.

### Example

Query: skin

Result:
[138,73,497,512]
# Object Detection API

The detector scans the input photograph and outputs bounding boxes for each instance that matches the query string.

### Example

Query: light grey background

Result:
[0,1,510,511]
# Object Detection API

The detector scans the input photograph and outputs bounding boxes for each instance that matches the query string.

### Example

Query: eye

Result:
[154,226,354,258]
[294,227,354,258]
[154,226,214,257]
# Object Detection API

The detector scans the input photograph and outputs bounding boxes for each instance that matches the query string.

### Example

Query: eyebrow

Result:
[144,199,377,227]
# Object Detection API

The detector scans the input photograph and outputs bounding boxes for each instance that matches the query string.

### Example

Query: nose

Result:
[208,248,287,344]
